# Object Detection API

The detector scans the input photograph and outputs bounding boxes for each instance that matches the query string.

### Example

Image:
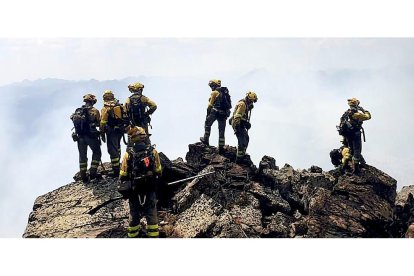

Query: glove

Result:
[100,132,106,143]
[71,132,79,142]
[245,121,251,130]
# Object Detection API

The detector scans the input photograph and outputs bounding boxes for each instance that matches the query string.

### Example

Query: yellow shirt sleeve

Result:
[119,152,130,177]
[124,97,131,113]
[141,95,157,114]
[341,147,351,164]
[152,149,162,175]
[208,90,220,108]
[233,101,246,127]
[352,111,371,121]
[100,106,109,130]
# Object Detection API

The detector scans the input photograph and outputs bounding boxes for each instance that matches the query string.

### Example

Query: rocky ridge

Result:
[23,143,414,238]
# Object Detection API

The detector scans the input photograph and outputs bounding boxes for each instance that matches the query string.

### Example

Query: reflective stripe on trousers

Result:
[146,224,159,238]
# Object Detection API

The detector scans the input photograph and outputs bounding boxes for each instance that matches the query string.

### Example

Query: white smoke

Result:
[0,38,413,237]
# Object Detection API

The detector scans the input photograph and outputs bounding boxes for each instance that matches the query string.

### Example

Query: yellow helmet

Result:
[347,97,360,107]
[103,90,114,101]
[246,91,258,103]
[208,79,221,88]
[128,82,145,92]
[127,126,147,143]
[83,93,97,105]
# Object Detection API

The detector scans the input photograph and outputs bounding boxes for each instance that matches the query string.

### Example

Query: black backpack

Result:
[214,87,232,111]
[71,106,90,135]
[129,145,156,191]
[337,109,356,136]
[128,94,149,126]
[330,148,343,167]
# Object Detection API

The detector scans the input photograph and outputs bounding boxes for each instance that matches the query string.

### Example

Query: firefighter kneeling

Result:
[118,126,162,238]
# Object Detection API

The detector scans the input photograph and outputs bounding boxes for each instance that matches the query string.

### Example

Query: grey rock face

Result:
[392,185,414,237]
[24,178,129,238]
[24,143,407,238]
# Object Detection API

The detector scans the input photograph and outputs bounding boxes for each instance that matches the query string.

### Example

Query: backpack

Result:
[128,94,148,126]
[337,109,356,136]
[330,148,343,167]
[107,101,129,130]
[128,145,156,193]
[71,106,90,135]
[214,87,232,111]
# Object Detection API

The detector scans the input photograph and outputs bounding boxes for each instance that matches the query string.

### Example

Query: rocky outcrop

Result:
[392,185,414,238]
[24,142,410,238]
[23,178,128,238]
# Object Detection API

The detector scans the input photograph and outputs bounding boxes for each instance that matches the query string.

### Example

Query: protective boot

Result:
[80,171,89,183]
[353,163,361,174]
[236,148,246,164]
[218,146,225,155]
[359,157,367,168]
[89,168,102,181]
[108,167,120,178]
[236,155,245,165]
[200,136,209,146]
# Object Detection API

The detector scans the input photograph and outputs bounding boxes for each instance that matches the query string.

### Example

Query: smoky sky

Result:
[0,38,413,237]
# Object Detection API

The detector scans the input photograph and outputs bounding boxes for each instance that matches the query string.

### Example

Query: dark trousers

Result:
[106,130,123,170]
[77,134,102,174]
[203,109,227,148]
[346,130,366,164]
[235,126,249,158]
[128,191,158,226]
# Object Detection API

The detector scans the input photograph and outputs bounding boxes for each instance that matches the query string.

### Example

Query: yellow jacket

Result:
[207,90,220,110]
[119,147,162,177]
[351,110,371,121]
[232,99,248,129]
[100,100,125,131]
[125,94,157,115]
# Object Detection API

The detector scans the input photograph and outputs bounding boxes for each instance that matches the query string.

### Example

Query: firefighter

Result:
[70,94,102,183]
[200,79,232,154]
[100,90,128,177]
[124,82,157,141]
[119,126,162,238]
[230,91,258,164]
[338,98,371,173]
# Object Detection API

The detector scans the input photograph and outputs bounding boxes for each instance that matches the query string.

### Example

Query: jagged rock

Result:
[262,212,293,238]
[306,165,396,237]
[395,185,414,206]
[248,182,291,215]
[309,166,322,173]
[393,185,414,237]
[24,142,410,238]
[172,166,218,213]
[405,224,414,238]
[171,194,224,238]
[259,165,336,215]
[24,178,129,238]
[185,143,236,170]
[259,155,278,173]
